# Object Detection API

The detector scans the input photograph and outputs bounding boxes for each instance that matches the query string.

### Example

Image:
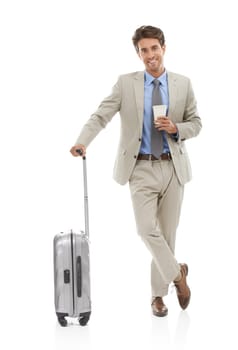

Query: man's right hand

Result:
[70,144,86,157]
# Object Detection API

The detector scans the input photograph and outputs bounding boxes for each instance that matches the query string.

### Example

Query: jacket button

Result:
[134,155,137,159]
[139,138,142,142]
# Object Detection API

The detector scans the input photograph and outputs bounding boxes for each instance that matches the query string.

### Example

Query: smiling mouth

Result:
[148,60,157,65]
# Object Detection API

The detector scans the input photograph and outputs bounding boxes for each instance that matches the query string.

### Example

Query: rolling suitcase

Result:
[53,152,91,326]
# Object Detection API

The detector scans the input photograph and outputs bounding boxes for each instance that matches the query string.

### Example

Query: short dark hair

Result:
[132,25,165,52]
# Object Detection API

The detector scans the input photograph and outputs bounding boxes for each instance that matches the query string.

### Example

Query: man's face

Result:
[137,38,166,77]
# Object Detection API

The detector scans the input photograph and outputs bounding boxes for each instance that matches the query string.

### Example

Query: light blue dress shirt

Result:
[139,70,170,155]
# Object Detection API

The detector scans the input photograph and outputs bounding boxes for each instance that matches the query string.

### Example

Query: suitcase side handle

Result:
[76,256,82,297]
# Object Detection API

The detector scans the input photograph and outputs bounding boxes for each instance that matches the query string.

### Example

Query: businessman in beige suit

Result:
[71,25,202,317]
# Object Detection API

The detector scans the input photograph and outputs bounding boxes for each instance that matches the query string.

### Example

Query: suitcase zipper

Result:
[70,231,75,315]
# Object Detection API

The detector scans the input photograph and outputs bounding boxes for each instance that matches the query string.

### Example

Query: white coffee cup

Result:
[153,105,167,119]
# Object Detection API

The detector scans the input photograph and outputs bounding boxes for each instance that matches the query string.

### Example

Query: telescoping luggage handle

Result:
[76,149,89,238]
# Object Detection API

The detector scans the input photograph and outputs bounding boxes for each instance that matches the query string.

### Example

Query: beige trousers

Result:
[129,159,184,297]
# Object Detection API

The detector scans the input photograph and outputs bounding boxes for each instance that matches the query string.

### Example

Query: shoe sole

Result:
[183,263,188,276]
[152,310,168,317]
[178,263,191,310]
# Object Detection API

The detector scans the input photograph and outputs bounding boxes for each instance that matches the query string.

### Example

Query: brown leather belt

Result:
[137,153,171,161]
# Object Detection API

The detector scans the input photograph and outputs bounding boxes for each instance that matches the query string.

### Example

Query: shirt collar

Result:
[144,69,167,86]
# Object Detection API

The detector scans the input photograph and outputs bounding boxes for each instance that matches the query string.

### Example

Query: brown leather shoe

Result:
[174,263,191,310]
[151,297,168,317]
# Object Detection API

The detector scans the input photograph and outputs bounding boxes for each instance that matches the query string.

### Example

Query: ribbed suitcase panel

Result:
[54,233,74,316]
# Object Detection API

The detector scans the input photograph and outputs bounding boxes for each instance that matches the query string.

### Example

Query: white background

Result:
[1,0,238,349]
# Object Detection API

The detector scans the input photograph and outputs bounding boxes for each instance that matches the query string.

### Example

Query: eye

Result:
[152,45,159,52]
[140,48,147,54]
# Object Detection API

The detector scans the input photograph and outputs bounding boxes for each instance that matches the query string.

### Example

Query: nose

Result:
[147,48,155,59]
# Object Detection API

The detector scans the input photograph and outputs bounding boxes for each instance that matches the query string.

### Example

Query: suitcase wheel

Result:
[79,312,91,326]
[57,314,68,327]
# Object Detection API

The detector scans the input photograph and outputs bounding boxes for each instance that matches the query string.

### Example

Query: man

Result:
[70,25,202,317]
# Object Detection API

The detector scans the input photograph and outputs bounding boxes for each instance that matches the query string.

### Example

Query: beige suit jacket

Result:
[75,71,202,185]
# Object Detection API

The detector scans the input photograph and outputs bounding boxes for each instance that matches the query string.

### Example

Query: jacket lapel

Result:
[167,71,178,119]
[133,71,144,132]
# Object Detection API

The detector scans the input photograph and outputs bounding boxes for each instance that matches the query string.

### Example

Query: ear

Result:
[162,44,166,54]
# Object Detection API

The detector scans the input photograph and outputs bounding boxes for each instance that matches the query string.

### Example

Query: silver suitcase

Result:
[54,153,91,326]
